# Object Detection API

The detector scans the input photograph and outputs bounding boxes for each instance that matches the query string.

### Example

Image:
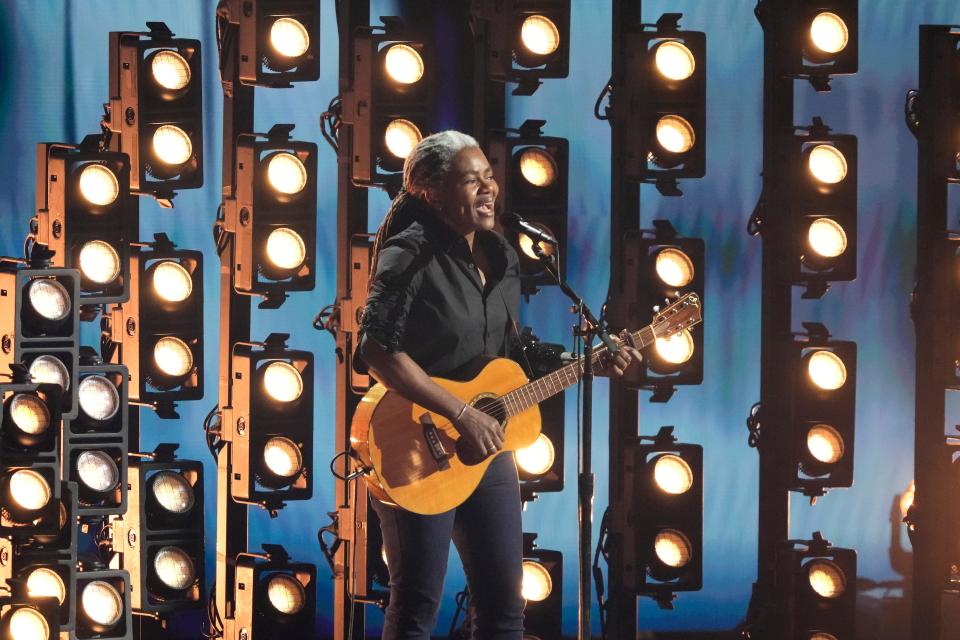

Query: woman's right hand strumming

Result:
[452,403,504,458]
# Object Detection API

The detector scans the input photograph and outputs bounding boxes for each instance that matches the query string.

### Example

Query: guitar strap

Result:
[499,285,536,378]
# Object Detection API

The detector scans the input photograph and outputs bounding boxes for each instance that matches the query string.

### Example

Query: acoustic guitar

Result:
[350,292,703,514]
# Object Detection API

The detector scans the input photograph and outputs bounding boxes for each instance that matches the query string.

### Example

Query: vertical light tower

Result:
[750,1,858,637]
[606,4,707,637]
[213,2,320,639]
[909,25,960,640]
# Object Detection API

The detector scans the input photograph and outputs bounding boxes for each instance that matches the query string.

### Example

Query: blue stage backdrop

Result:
[1,0,957,637]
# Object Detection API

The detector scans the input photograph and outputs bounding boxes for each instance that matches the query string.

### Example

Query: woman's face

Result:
[427,147,499,236]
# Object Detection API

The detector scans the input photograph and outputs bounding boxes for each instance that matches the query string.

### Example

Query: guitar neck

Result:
[501,323,659,419]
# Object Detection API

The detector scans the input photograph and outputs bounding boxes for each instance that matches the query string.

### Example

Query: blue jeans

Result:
[371,452,526,640]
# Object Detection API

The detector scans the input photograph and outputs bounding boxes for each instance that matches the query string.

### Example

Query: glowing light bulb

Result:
[518,148,557,187]
[384,119,422,159]
[78,375,119,422]
[8,607,49,640]
[9,469,51,511]
[29,355,70,390]
[81,580,123,628]
[384,44,424,84]
[521,15,560,56]
[515,434,555,476]
[267,574,305,615]
[150,470,195,515]
[653,455,694,495]
[76,451,119,493]
[79,240,121,284]
[28,278,71,321]
[655,248,695,288]
[78,164,120,206]
[807,350,847,390]
[262,361,304,402]
[270,18,310,58]
[151,49,191,90]
[263,437,303,478]
[152,261,193,302]
[654,330,694,364]
[808,218,848,258]
[807,560,846,598]
[265,228,307,271]
[153,125,193,166]
[267,152,308,195]
[810,12,849,55]
[656,115,695,154]
[807,424,844,464]
[808,145,847,184]
[153,337,193,377]
[27,567,66,604]
[154,546,196,590]
[899,480,915,520]
[654,529,692,568]
[655,40,696,81]
[9,394,50,436]
[521,561,552,601]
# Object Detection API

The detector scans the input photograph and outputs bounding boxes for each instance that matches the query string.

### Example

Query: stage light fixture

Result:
[620,223,705,391]
[0,379,62,540]
[774,533,856,639]
[237,0,320,86]
[74,570,131,640]
[0,595,59,640]
[107,23,203,201]
[107,239,203,413]
[234,546,316,636]
[347,20,434,188]
[511,1,570,85]
[783,119,857,287]
[786,328,856,496]
[521,534,562,640]
[227,127,317,304]
[488,121,568,293]
[63,359,129,516]
[619,14,706,189]
[627,427,702,596]
[108,449,203,616]
[0,266,80,421]
[509,333,565,498]
[772,0,858,88]
[227,335,313,507]
[34,143,136,304]
[15,560,77,632]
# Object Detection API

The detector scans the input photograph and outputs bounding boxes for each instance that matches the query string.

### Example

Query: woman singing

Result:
[357,130,640,639]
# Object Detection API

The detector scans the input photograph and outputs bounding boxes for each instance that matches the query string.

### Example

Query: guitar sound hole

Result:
[456,396,507,467]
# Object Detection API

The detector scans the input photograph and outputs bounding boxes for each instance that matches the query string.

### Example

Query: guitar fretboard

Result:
[499,324,660,419]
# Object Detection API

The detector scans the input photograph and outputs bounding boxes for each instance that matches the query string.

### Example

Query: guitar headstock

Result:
[651,293,703,339]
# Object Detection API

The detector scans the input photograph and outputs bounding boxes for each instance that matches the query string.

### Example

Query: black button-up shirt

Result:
[359,212,522,378]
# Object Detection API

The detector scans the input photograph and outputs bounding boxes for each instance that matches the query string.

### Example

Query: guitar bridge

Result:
[419,413,451,470]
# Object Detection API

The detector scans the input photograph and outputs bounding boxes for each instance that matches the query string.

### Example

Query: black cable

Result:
[594,509,610,638]
[203,404,223,462]
[448,586,471,638]
[904,89,920,139]
[329,450,367,482]
[319,95,343,155]
[594,77,613,121]
[745,402,762,449]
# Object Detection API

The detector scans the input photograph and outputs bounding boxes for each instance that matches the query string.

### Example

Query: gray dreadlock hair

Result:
[368,131,480,287]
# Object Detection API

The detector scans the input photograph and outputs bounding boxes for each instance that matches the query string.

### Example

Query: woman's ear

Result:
[423,188,442,210]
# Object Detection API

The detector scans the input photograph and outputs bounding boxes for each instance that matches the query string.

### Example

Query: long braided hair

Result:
[368,130,480,288]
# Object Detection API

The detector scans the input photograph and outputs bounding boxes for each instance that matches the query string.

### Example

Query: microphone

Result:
[501,212,557,246]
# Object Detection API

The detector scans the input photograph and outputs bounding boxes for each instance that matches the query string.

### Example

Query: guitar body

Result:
[351,357,541,515]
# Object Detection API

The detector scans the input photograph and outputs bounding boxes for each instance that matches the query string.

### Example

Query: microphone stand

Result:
[532,242,619,640]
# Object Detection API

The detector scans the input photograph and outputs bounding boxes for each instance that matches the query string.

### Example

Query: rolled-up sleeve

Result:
[359,236,426,355]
